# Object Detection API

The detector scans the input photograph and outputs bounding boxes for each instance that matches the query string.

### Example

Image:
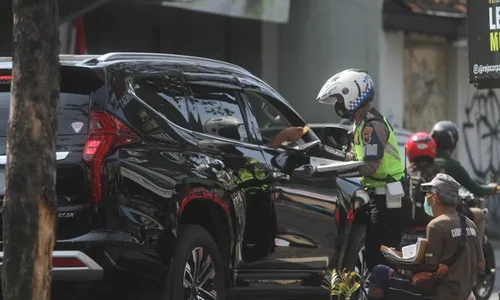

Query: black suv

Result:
[0,53,368,300]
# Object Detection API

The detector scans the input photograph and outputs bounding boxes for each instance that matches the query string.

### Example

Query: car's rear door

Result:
[0,67,104,240]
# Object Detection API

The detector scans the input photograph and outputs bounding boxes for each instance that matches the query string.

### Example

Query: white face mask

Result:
[424,194,434,217]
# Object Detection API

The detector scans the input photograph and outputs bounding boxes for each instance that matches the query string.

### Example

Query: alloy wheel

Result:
[183,247,217,300]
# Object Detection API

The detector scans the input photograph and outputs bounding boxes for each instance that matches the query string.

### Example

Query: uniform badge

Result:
[362,127,373,144]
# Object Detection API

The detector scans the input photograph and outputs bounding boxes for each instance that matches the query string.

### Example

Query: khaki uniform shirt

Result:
[425,212,484,300]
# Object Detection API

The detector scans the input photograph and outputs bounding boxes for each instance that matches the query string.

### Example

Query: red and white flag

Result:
[71,16,87,54]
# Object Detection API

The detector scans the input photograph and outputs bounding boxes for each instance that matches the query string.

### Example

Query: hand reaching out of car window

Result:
[267,127,304,148]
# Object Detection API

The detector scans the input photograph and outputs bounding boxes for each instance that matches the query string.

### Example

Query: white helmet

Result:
[204,116,246,140]
[316,69,375,119]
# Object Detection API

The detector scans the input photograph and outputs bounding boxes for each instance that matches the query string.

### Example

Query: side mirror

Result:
[322,126,352,152]
[352,189,369,210]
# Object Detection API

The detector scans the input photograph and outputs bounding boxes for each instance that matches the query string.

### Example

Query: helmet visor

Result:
[317,94,338,105]
[334,98,353,119]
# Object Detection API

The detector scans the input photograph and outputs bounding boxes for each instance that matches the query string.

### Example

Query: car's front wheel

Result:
[165,225,225,300]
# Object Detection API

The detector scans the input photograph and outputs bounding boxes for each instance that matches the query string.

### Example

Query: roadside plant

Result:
[322,268,361,300]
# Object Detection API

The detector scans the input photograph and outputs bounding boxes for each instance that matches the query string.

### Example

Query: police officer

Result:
[316,69,405,269]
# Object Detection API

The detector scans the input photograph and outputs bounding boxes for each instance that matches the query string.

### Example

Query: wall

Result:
[275,0,383,123]
[0,0,73,56]
[378,30,459,132]
[261,22,279,90]
[455,44,500,233]
[82,2,263,77]
[378,30,405,129]
[379,32,500,232]
[403,36,451,133]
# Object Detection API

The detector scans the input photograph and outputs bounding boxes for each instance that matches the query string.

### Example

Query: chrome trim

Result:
[277,256,329,266]
[55,151,70,160]
[0,151,70,165]
[0,250,103,281]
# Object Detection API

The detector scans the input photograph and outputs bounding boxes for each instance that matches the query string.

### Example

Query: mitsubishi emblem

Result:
[71,121,84,133]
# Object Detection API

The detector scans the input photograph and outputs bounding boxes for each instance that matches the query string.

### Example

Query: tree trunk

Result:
[2,0,60,300]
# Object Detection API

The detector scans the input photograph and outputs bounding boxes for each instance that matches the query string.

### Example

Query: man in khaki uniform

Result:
[367,173,484,300]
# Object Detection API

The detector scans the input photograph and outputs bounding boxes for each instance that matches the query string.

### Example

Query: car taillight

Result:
[347,208,354,226]
[52,257,86,268]
[83,111,138,203]
[334,209,340,225]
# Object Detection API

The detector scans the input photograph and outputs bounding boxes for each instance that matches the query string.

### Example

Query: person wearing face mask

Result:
[368,173,485,300]
[316,69,406,269]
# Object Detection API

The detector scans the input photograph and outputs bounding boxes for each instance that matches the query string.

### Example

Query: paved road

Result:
[51,239,500,300]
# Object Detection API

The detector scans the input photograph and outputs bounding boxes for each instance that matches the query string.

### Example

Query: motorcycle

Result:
[400,187,496,300]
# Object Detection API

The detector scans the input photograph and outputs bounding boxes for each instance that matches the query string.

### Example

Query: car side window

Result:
[132,74,190,129]
[243,89,314,145]
[187,84,249,143]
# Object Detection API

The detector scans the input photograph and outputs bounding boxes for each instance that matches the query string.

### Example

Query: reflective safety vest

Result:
[235,159,269,194]
[353,116,404,187]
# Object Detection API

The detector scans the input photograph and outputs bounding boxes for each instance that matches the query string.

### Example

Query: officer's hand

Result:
[346,151,356,161]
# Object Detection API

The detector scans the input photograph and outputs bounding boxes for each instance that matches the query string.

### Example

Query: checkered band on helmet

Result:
[349,81,374,111]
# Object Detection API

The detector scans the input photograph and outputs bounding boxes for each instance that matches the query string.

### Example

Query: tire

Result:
[164,225,226,300]
[473,240,495,300]
[343,224,369,300]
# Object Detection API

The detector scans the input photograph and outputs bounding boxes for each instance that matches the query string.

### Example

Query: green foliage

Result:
[322,269,361,300]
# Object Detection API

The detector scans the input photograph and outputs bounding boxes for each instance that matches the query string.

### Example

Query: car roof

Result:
[0,52,251,74]
[0,52,294,115]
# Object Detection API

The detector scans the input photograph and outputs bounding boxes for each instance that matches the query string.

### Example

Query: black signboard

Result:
[468,0,500,88]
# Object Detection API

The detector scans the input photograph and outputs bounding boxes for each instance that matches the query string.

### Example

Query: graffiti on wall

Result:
[462,89,500,228]
[403,43,447,132]
[462,89,500,179]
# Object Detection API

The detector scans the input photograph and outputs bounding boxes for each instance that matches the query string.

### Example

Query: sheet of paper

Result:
[301,125,309,136]
[402,244,416,259]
